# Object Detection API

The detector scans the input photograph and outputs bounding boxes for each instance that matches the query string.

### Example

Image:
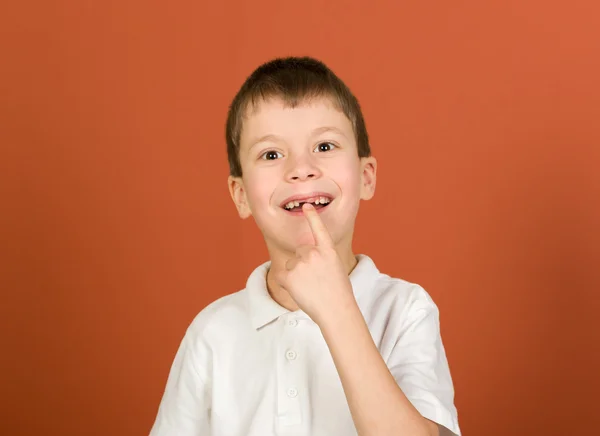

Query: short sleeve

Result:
[149,327,212,436]
[387,289,461,436]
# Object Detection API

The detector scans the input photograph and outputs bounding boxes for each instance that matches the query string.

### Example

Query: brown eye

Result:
[261,150,282,160]
[314,142,335,153]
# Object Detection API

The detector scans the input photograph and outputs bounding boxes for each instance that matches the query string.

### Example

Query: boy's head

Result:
[227,57,377,254]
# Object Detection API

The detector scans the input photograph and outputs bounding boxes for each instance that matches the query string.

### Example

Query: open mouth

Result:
[280,194,334,215]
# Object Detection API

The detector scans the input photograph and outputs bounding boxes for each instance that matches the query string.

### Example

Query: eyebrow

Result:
[311,126,349,139]
[247,126,349,152]
[248,134,283,152]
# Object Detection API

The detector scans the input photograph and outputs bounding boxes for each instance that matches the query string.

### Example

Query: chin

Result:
[294,231,317,247]
[263,232,315,255]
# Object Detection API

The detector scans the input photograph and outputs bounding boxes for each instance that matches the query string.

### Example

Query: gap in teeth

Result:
[284,197,331,210]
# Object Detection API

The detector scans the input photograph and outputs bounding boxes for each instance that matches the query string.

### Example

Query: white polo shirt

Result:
[149,255,461,436]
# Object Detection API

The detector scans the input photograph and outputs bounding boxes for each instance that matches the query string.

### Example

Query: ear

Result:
[228,175,252,219]
[359,156,377,200]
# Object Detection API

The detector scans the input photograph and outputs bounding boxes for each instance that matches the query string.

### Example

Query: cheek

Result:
[244,170,278,210]
[330,159,362,196]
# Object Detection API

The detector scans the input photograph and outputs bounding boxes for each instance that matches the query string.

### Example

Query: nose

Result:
[285,154,322,182]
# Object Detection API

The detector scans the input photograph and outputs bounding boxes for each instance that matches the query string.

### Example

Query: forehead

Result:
[239,97,354,149]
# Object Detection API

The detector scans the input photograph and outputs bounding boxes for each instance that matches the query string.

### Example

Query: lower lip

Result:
[281,202,332,216]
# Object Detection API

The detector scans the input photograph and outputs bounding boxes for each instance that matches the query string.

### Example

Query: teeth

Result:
[314,197,330,205]
[284,197,331,210]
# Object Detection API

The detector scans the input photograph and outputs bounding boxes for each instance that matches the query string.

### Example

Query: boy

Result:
[150,57,460,436]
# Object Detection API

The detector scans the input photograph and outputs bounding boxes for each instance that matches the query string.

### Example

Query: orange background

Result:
[1,1,599,435]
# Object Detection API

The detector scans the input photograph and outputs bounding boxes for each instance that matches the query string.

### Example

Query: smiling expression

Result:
[228,96,377,255]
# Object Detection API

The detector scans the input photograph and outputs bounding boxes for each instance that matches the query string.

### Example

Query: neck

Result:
[265,241,358,312]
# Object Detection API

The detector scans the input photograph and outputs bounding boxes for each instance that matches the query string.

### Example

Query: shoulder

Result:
[160,291,252,384]
[370,272,439,316]
[354,255,438,315]
[184,289,252,343]
[358,269,442,338]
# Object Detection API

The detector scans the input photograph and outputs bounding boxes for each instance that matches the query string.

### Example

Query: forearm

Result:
[318,297,436,436]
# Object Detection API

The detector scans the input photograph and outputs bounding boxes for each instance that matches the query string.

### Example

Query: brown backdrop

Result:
[1,1,599,435]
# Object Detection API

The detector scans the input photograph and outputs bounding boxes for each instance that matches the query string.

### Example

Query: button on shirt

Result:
[149,255,461,436]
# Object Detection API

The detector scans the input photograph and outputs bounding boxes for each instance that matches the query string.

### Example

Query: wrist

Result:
[317,294,362,332]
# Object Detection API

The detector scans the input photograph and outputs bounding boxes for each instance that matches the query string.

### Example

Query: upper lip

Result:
[279,192,334,208]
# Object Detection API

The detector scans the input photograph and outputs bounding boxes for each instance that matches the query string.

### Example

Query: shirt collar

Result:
[246,254,380,330]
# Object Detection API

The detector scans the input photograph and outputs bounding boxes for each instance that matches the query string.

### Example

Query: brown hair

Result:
[225,56,371,177]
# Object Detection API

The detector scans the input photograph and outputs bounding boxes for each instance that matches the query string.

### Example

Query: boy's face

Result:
[228,97,376,255]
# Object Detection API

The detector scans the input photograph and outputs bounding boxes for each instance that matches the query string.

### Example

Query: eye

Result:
[260,150,283,160]
[314,142,336,153]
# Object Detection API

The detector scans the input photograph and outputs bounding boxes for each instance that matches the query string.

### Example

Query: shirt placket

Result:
[276,314,306,431]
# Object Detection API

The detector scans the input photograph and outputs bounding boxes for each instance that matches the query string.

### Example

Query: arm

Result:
[319,296,439,436]
[275,205,459,435]
[149,331,211,436]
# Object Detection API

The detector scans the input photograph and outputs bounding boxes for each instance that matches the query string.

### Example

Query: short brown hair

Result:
[225,56,371,177]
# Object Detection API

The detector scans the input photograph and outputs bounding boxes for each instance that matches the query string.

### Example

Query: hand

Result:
[274,203,356,326]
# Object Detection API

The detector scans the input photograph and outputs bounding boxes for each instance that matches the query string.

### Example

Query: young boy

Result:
[149,57,460,436]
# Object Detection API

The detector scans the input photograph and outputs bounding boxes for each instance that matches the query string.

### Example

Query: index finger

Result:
[302,203,333,247]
